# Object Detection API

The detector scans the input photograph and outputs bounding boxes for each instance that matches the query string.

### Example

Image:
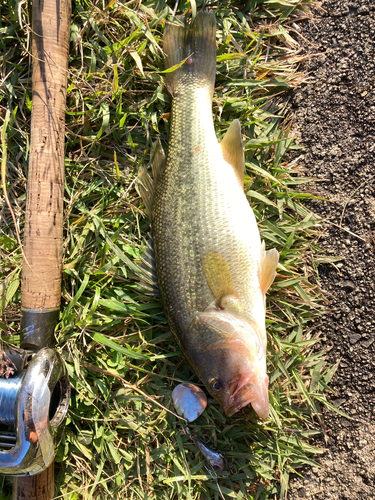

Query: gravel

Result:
[286,0,375,498]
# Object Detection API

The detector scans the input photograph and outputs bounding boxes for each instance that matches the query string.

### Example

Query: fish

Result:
[137,11,279,419]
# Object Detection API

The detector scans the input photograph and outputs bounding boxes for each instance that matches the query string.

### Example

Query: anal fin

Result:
[137,139,166,219]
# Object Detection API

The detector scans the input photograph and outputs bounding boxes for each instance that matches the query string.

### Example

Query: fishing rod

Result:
[0,0,71,498]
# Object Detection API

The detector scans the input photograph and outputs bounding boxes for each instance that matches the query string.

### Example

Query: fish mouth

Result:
[224,373,269,419]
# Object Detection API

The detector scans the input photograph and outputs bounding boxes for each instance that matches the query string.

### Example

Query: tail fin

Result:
[163,11,216,95]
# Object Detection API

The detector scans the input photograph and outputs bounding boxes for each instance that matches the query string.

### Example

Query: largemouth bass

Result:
[138,11,278,419]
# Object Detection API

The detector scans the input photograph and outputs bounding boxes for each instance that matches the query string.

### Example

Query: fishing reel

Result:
[0,347,70,476]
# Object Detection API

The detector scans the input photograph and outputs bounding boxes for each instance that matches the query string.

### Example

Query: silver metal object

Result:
[172,381,232,487]
[186,427,232,476]
[190,432,225,471]
[0,348,70,476]
[172,383,207,423]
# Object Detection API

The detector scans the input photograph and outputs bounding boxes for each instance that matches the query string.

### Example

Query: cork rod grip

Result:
[21,0,71,310]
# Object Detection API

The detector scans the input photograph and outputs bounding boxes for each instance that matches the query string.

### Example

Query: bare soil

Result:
[287,1,375,498]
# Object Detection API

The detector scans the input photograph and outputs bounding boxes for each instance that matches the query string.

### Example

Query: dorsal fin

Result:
[134,235,159,296]
[137,139,166,219]
[220,119,245,188]
[259,241,279,295]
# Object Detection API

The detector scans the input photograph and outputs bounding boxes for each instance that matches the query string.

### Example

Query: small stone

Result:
[361,338,374,348]
[342,280,355,292]
[332,398,346,408]
[349,334,361,344]
[357,5,369,14]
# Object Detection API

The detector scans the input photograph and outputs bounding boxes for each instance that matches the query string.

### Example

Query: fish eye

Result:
[210,379,223,391]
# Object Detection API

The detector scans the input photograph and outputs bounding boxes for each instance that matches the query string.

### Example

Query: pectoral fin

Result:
[260,241,279,295]
[220,119,245,188]
[137,139,166,218]
[202,250,238,309]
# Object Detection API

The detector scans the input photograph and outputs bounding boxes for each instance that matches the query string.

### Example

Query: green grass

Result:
[0,0,340,498]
